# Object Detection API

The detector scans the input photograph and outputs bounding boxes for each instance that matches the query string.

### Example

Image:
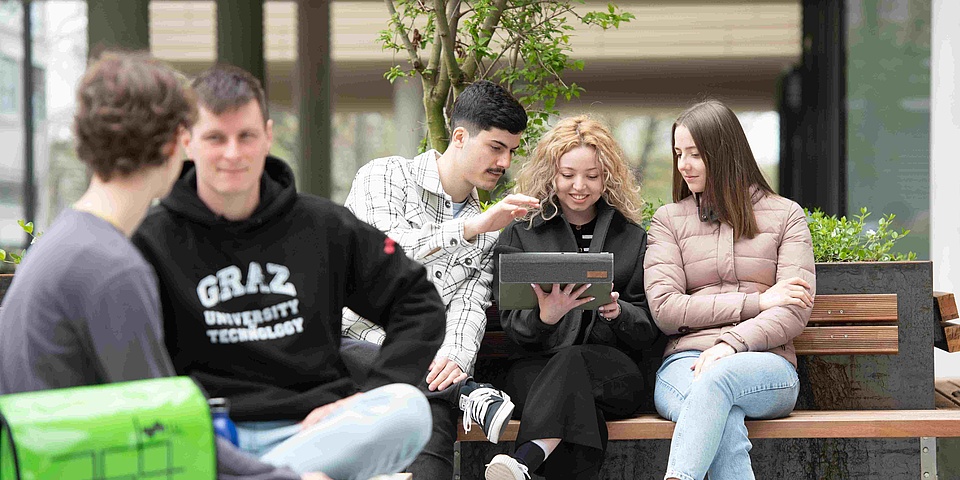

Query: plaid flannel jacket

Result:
[342,150,495,374]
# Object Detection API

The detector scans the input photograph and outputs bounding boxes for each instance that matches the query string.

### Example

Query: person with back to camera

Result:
[644,99,816,480]
[0,51,329,480]
[485,115,663,480]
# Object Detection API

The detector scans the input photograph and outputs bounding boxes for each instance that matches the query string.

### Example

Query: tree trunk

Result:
[424,82,450,152]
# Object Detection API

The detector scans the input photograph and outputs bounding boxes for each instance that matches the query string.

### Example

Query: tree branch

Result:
[481,35,522,79]
[448,0,463,52]
[433,0,462,87]
[461,0,509,81]
[385,0,423,70]
[426,26,443,73]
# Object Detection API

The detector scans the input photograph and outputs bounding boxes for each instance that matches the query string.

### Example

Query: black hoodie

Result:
[133,156,444,421]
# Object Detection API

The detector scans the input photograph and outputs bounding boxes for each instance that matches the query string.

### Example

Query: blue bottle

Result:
[209,397,239,447]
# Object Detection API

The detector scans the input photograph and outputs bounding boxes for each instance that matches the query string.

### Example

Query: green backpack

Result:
[0,376,216,480]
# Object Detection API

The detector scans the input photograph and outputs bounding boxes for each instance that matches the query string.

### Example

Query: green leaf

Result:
[805,206,916,262]
[23,221,34,234]
[0,249,5,261]
[10,252,21,264]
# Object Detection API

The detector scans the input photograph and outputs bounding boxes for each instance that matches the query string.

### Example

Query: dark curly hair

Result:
[450,79,527,135]
[74,52,197,181]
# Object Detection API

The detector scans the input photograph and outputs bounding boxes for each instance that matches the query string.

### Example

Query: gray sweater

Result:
[0,208,299,480]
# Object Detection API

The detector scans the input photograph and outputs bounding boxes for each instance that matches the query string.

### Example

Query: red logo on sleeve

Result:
[384,237,396,255]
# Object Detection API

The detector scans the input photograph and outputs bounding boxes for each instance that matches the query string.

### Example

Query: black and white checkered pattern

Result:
[342,150,496,374]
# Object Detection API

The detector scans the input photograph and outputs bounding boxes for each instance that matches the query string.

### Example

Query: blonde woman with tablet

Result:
[487,115,663,480]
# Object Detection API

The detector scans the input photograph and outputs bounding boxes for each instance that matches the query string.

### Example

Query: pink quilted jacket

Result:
[643,189,816,368]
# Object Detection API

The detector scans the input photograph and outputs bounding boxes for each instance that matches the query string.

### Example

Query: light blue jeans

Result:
[235,383,432,480]
[654,350,799,480]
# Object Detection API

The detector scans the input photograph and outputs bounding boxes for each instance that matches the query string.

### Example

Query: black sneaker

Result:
[459,384,515,444]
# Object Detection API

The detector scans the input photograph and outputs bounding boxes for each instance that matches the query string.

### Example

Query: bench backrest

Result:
[480,293,899,358]
[798,293,897,354]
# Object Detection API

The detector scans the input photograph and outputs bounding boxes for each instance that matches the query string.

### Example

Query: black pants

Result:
[502,344,645,480]
[340,338,460,480]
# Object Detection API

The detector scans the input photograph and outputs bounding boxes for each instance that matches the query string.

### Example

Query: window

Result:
[0,2,41,37]
[0,2,19,29]
[0,181,23,207]
[32,66,44,122]
[0,56,17,114]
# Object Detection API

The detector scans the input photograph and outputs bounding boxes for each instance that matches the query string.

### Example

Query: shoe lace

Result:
[461,389,499,434]
[514,461,530,479]
[484,456,530,480]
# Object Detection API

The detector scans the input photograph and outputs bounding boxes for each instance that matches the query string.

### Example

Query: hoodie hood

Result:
[161,155,298,231]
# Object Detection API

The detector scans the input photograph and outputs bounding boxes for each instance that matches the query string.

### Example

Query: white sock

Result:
[532,439,557,459]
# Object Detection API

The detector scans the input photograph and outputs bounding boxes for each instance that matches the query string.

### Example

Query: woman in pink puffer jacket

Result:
[643,100,816,480]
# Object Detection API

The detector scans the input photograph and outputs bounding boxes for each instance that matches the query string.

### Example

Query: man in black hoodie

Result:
[133,64,445,479]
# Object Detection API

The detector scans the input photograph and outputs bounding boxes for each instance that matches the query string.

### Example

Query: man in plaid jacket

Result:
[342,80,540,479]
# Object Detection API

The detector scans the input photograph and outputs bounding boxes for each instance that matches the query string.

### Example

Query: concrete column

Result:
[21,0,34,247]
[87,0,149,57]
[393,79,425,158]
[931,0,960,292]
[296,0,331,198]
[216,0,265,89]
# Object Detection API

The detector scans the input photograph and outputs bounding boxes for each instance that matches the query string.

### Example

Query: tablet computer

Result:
[497,252,614,311]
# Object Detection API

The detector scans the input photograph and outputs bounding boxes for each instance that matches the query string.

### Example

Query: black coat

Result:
[493,200,662,360]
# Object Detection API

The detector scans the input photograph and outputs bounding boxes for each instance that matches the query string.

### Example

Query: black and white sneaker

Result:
[459,384,515,444]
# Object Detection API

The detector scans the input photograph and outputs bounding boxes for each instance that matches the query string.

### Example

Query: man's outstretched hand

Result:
[426,356,468,392]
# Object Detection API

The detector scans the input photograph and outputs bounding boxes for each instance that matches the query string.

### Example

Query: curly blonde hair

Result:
[514,115,644,225]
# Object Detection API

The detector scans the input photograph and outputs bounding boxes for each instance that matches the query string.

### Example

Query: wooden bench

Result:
[457,292,960,478]
[474,293,902,360]
[460,409,960,442]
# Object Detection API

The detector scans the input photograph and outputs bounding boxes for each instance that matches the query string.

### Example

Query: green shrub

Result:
[0,220,39,266]
[640,198,664,232]
[805,207,917,262]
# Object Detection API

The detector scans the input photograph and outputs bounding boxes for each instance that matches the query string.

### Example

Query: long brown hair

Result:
[672,100,773,239]
[515,115,644,225]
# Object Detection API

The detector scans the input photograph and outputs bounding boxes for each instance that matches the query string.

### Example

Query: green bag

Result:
[0,376,216,480]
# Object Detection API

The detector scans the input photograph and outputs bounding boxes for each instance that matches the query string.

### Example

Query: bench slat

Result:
[477,331,511,359]
[794,326,898,355]
[935,291,959,322]
[935,378,960,409]
[809,294,898,324]
[458,410,960,442]
[479,326,900,358]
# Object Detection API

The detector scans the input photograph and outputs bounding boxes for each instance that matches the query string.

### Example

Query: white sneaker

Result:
[485,454,531,480]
